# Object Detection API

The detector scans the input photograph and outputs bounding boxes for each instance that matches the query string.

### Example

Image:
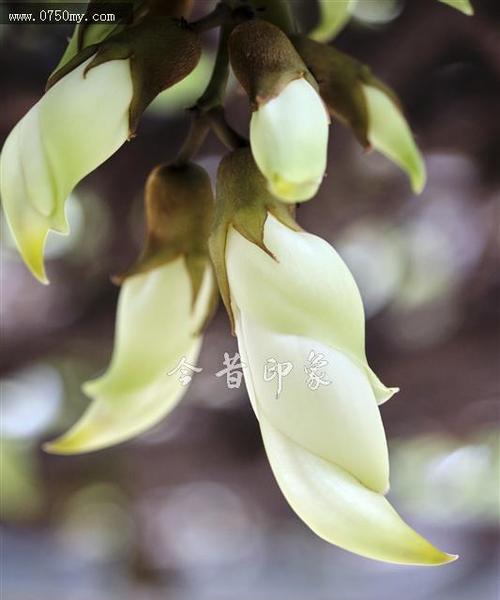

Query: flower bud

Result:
[45,163,216,454]
[294,36,426,194]
[229,20,329,203]
[209,148,456,564]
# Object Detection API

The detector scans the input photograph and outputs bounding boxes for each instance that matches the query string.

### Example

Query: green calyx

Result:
[47,15,201,136]
[115,162,214,311]
[229,19,317,109]
[209,147,299,331]
[292,35,400,148]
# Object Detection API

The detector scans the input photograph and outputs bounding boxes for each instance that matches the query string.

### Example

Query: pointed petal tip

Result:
[43,425,110,455]
[411,169,427,195]
[410,550,459,567]
[42,438,84,456]
[24,252,50,285]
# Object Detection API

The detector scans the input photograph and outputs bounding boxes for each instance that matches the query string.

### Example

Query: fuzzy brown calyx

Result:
[50,0,194,83]
[292,35,401,148]
[229,19,317,109]
[209,147,300,332]
[47,16,201,136]
[114,162,214,309]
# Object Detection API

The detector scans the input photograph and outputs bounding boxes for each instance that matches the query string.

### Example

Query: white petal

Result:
[237,312,389,492]
[364,84,426,194]
[260,415,458,566]
[310,0,357,42]
[45,259,214,454]
[0,57,132,282]
[250,79,329,202]
[227,215,397,404]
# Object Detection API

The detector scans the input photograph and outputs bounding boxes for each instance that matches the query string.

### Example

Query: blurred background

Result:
[1,0,499,598]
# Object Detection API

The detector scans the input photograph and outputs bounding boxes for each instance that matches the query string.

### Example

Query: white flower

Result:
[44,258,214,454]
[0,56,133,282]
[225,214,456,565]
[250,78,330,203]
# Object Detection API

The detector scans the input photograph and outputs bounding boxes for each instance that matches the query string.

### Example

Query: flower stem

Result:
[190,2,232,34]
[175,17,248,165]
[207,106,247,150]
[174,115,210,166]
[197,23,232,112]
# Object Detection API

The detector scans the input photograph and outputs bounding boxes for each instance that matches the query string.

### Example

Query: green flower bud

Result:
[45,163,216,454]
[229,20,329,203]
[294,36,426,194]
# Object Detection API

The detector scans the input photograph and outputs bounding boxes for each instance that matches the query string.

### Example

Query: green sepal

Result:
[229,19,317,109]
[293,35,399,148]
[114,163,214,311]
[47,16,201,136]
[209,148,299,332]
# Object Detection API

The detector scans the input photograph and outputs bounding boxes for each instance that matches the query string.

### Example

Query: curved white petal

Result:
[310,0,357,43]
[0,57,132,282]
[363,84,426,194]
[438,0,473,15]
[45,259,214,454]
[226,215,397,403]
[237,312,389,492]
[260,415,458,566]
[250,79,329,203]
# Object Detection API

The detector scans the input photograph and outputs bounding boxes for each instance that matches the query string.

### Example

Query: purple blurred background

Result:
[1,1,499,598]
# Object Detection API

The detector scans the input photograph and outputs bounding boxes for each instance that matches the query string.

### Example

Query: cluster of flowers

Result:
[1,0,472,565]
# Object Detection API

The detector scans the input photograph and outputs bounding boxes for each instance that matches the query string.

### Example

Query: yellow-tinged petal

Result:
[260,415,458,566]
[310,0,357,43]
[0,57,132,282]
[438,0,473,15]
[45,259,214,454]
[237,312,389,493]
[250,78,329,203]
[363,84,426,194]
[226,215,396,404]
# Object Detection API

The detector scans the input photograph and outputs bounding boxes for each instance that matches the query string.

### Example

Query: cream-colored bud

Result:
[250,78,330,202]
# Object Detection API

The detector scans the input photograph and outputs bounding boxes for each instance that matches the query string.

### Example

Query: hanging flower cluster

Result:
[1,0,473,565]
